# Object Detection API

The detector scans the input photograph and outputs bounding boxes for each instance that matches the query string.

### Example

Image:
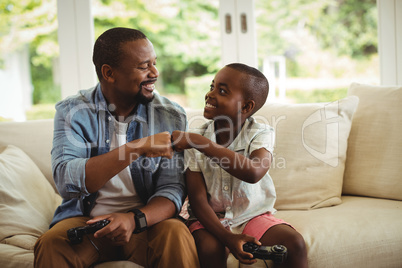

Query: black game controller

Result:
[243,242,288,264]
[67,219,110,244]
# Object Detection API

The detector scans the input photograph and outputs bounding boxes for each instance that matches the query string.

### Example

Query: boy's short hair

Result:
[226,63,269,113]
[93,27,147,81]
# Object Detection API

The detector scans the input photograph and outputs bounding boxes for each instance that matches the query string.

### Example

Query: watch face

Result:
[138,216,147,227]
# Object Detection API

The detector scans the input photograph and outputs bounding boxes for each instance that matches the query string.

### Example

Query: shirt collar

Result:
[203,118,253,151]
[134,103,147,123]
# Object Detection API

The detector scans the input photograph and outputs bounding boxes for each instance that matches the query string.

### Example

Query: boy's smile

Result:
[205,103,216,109]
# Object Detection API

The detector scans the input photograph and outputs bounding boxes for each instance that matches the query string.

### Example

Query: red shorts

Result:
[188,213,291,240]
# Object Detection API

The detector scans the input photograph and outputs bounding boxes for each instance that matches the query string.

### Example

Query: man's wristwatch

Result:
[129,209,147,234]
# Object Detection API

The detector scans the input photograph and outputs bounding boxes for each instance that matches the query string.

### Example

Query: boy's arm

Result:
[185,169,258,263]
[172,131,271,184]
[186,169,231,240]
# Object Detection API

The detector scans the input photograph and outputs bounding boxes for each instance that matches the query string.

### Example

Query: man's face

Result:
[112,38,159,104]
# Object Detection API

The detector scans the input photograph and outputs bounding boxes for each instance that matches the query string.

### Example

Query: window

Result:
[255,0,380,103]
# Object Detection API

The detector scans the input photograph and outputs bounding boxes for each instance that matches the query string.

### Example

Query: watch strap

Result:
[129,208,147,234]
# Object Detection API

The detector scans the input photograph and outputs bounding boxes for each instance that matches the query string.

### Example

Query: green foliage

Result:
[25,103,56,120]
[185,74,214,109]
[286,87,348,103]
[1,0,59,104]
[256,0,332,58]
[286,58,305,77]
[1,0,378,106]
[29,33,61,104]
[0,0,57,53]
[311,0,377,58]
[0,116,12,122]
[256,0,377,61]
[93,0,221,94]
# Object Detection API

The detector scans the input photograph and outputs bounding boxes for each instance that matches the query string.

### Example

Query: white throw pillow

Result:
[255,96,359,209]
[343,83,402,200]
[0,145,61,250]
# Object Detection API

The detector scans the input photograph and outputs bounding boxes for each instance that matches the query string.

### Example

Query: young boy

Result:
[172,63,308,268]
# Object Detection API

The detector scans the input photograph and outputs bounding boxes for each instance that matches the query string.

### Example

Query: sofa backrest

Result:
[0,119,55,190]
[343,83,402,201]
[0,96,360,210]
[1,83,401,206]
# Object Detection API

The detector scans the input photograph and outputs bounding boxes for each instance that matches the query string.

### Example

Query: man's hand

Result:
[85,132,175,194]
[87,213,135,245]
[129,131,173,158]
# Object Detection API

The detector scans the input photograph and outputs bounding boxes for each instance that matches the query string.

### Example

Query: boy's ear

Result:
[241,100,255,114]
[101,64,115,82]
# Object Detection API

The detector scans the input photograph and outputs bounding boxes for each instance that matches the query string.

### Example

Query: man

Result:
[34,27,199,268]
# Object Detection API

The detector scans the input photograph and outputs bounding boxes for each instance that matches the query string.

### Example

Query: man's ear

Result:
[242,100,255,114]
[101,64,115,82]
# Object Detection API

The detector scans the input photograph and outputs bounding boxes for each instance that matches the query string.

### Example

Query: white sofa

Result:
[1,83,402,268]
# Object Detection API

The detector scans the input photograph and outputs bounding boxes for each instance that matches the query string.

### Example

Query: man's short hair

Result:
[226,63,269,113]
[93,27,147,81]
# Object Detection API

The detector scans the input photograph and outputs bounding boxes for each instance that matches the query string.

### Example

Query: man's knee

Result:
[147,219,200,268]
[34,217,94,268]
[149,218,196,253]
[34,230,69,267]
[34,226,66,256]
[152,218,192,241]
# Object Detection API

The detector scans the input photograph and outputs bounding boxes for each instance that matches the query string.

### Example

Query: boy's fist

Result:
[171,130,191,152]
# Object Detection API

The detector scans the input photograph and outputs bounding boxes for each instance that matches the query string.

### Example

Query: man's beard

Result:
[136,87,155,104]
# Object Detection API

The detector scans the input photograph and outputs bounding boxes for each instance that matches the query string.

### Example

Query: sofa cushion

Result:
[275,196,402,268]
[343,83,402,200]
[0,244,34,268]
[0,119,54,189]
[0,145,61,250]
[256,96,359,209]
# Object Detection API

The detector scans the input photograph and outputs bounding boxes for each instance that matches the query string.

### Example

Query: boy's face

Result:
[204,67,247,122]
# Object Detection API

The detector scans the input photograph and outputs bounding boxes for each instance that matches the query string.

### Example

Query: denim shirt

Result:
[50,84,187,227]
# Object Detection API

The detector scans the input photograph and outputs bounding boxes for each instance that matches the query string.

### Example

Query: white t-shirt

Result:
[90,117,143,217]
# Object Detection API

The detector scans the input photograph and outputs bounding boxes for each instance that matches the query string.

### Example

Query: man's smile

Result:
[141,82,156,92]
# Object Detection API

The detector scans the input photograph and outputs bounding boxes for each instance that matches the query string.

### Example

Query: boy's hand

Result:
[171,130,192,152]
[224,233,261,265]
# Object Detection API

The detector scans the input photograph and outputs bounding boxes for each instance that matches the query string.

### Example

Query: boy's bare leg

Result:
[260,224,308,268]
[192,229,228,268]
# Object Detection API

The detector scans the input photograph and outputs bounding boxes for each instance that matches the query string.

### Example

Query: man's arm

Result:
[140,196,176,225]
[52,100,173,198]
[85,132,173,193]
[88,196,175,245]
